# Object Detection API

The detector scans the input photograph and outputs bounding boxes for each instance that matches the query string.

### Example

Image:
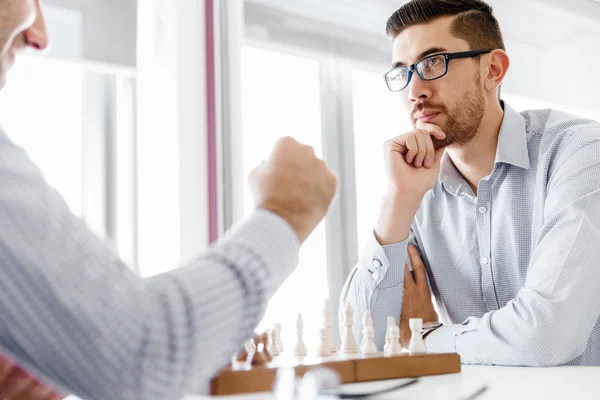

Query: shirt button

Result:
[478,206,487,214]
[480,257,489,265]
[372,259,382,269]
[372,272,380,280]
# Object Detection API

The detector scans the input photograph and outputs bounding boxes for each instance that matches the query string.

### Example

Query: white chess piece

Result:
[322,299,336,353]
[244,339,255,353]
[341,303,358,354]
[383,316,396,354]
[360,311,375,354]
[268,328,280,356]
[361,325,378,355]
[408,318,427,355]
[383,326,391,356]
[273,323,284,352]
[317,327,331,356]
[360,311,372,349]
[294,314,308,356]
[386,325,403,356]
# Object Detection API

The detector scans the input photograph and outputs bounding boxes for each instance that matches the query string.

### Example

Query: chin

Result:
[431,136,454,150]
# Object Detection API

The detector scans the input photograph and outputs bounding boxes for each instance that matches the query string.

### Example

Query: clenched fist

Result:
[384,120,446,197]
[249,137,338,243]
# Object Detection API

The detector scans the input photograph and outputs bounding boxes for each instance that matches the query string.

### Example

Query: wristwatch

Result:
[421,322,443,339]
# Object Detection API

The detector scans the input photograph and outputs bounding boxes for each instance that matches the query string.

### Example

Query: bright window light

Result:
[0,55,83,217]
[240,46,328,351]
[352,68,411,253]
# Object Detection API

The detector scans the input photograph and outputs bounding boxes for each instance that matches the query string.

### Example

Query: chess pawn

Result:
[261,331,273,362]
[341,303,357,354]
[360,325,378,355]
[408,318,427,355]
[294,314,308,356]
[317,327,331,356]
[236,339,255,362]
[268,328,280,356]
[383,316,396,354]
[386,325,402,356]
[360,311,373,351]
[250,334,269,365]
[273,323,284,352]
[322,299,336,353]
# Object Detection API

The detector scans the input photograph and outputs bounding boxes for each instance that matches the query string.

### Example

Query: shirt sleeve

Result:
[426,129,600,366]
[339,230,417,350]
[0,131,300,399]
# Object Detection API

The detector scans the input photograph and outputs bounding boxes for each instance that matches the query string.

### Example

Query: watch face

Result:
[421,322,442,330]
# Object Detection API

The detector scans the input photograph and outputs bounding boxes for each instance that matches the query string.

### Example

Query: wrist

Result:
[257,203,309,244]
[374,191,422,245]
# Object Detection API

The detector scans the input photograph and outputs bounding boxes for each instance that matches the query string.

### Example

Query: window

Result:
[352,68,411,253]
[240,46,329,350]
[0,55,84,217]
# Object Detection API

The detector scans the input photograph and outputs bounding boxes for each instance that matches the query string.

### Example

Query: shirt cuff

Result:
[217,209,300,296]
[425,324,463,354]
[357,232,409,289]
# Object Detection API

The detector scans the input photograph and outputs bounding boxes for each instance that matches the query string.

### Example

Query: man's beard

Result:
[412,74,486,149]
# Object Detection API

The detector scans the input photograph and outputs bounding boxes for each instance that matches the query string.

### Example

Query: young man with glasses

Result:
[0,1,337,399]
[341,0,600,366]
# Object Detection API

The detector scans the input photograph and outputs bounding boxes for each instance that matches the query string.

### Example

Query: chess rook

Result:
[408,318,427,355]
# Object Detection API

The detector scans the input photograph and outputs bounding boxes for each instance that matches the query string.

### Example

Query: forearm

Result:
[339,233,413,350]
[427,196,600,365]
[0,209,299,400]
[0,134,300,399]
[375,190,421,245]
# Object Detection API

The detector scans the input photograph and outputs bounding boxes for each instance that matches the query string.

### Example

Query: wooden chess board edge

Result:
[354,352,461,381]
[210,353,461,396]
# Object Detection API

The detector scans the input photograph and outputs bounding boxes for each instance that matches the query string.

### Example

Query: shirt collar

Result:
[494,102,530,170]
[439,101,530,196]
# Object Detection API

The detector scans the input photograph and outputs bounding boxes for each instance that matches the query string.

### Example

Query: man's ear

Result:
[484,49,510,93]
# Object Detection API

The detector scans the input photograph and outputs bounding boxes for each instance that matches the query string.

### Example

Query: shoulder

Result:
[522,108,600,154]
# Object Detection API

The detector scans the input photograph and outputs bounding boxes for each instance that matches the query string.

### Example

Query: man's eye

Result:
[428,57,440,66]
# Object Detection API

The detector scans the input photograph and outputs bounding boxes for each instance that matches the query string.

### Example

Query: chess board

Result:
[210,352,461,396]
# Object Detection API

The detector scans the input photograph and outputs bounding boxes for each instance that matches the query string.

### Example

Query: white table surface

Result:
[184,365,600,400]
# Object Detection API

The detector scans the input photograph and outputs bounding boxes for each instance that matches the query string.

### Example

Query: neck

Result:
[446,99,504,195]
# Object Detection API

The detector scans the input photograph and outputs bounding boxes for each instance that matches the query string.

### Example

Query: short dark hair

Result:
[386,0,505,52]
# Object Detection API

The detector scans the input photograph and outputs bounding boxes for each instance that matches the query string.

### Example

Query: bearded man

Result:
[341,0,600,367]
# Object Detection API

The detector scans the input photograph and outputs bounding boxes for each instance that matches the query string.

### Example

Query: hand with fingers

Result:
[399,244,438,348]
[384,119,447,196]
[249,136,338,244]
[375,121,448,245]
[0,354,63,400]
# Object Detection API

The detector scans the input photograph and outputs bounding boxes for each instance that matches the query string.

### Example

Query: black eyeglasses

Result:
[383,50,493,92]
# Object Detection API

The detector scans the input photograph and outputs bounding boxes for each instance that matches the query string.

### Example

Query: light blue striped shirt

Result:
[0,127,300,399]
[341,102,600,366]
